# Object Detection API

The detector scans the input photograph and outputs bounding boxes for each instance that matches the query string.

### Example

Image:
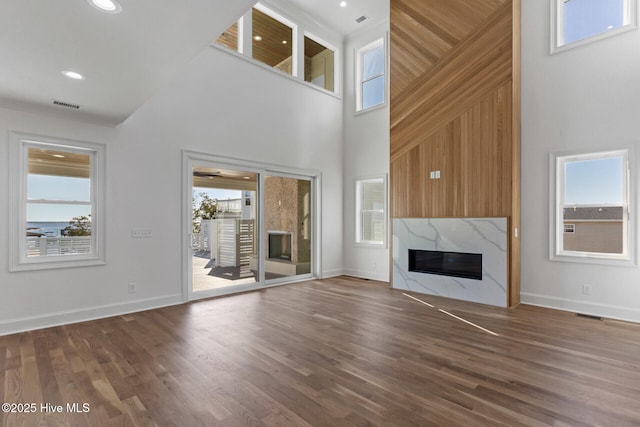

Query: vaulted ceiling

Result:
[0,0,389,127]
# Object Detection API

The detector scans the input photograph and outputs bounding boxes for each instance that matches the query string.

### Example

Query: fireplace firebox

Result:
[268,231,292,261]
[408,249,482,280]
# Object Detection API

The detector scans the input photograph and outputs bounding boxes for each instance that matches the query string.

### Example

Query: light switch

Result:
[132,229,152,238]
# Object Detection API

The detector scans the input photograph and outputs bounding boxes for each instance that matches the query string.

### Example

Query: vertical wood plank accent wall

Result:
[390,0,521,306]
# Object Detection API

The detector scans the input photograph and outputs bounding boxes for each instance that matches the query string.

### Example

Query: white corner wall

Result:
[521,1,640,322]
[0,44,344,335]
[342,20,391,282]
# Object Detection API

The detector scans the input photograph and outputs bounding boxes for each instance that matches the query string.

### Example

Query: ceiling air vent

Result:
[53,100,80,110]
[355,15,368,24]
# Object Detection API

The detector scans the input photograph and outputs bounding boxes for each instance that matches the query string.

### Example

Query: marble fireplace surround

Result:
[392,218,508,307]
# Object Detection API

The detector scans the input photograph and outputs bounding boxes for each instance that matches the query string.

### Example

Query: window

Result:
[304,34,334,91]
[215,20,240,53]
[213,3,340,93]
[552,0,638,53]
[356,38,385,111]
[356,176,386,246]
[251,6,295,75]
[9,133,106,271]
[551,149,632,263]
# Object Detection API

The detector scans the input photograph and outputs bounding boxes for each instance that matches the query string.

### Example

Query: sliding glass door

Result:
[184,153,316,301]
[263,174,313,284]
[189,164,259,299]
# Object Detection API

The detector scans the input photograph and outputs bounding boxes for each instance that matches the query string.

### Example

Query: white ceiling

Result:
[0,0,388,127]
[283,0,389,37]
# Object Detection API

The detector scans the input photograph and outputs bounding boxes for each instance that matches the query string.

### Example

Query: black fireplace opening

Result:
[268,232,292,261]
[409,249,482,280]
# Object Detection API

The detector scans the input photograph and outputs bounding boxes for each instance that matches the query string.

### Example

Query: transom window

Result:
[356,37,385,112]
[213,3,340,94]
[552,0,638,53]
[251,7,294,75]
[551,149,633,264]
[9,133,106,271]
[304,34,335,92]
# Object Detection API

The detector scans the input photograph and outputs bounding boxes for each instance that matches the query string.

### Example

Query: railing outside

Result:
[191,233,209,251]
[26,236,92,257]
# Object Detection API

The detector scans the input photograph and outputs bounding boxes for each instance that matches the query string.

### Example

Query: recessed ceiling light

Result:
[243,176,251,180]
[52,154,66,158]
[87,0,122,13]
[61,71,85,80]
[254,35,262,41]
[282,40,288,44]
[340,1,347,7]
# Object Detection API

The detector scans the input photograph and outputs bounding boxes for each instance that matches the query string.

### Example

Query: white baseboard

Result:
[320,269,346,279]
[521,292,640,324]
[342,268,389,283]
[0,294,183,336]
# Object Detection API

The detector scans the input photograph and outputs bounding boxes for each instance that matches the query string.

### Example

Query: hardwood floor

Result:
[2,276,640,426]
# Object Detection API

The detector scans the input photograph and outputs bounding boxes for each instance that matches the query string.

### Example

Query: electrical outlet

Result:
[129,283,137,293]
[582,284,592,296]
[132,229,152,238]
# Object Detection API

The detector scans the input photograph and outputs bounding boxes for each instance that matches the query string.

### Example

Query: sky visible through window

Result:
[362,44,384,109]
[564,157,623,205]
[563,0,625,45]
[27,175,91,222]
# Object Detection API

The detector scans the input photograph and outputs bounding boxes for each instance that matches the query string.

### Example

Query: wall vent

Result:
[355,15,368,23]
[53,100,80,110]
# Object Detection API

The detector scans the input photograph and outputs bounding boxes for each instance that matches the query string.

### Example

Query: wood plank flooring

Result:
[2,276,640,426]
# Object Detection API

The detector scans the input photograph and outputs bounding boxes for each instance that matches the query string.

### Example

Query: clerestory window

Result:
[356,37,385,112]
[552,0,638,53]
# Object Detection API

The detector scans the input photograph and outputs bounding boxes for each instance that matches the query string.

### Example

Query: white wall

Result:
[342,20,391,282]
[0,44,344,334]
[521,1,640,322]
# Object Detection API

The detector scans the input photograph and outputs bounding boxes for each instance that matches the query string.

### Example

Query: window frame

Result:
[355,37,386,113]
[9,132,106,271]
[355,175,387,247]
[252,3,298,77]
[303,31,337,93]
[551,0,638,54]
[211,3,341,96]
[549,148,635,265]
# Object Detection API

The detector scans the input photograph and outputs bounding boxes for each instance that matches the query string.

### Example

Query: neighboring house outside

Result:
[563,206,623,254]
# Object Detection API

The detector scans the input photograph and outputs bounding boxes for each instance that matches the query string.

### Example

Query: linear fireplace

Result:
[409,249,482,280]
[393,218,508,307]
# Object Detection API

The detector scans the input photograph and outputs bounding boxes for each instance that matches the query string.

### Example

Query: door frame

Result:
[181,150,322,302]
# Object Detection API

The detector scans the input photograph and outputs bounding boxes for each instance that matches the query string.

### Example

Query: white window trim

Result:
[9,132,106,272]
[549,148,635,266]
[253,2,299,78]
[355,175,388,248]
[303,31,339,92]
[550,0,639,54]
[355,36,387,114]
[211,4,341,97]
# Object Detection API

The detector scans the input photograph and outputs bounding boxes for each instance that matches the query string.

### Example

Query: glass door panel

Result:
[191,165,258,295]
[263,175,312,282]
